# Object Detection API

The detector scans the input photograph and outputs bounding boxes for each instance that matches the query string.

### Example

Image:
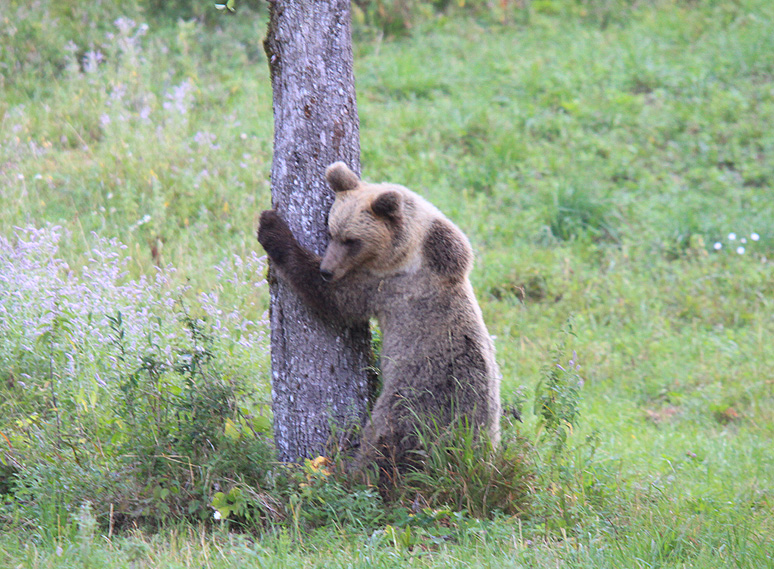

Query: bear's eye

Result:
[343,238,362,254]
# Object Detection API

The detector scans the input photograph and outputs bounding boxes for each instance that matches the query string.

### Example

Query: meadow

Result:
[1,0,774,566]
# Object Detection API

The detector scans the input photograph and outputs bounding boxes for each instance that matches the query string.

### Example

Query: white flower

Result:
[737,246,745,255]
[751,232,760,241]
[728,233,736,240]
[741,237,747,244]
[213,510,222,520]
[714,242,722,250]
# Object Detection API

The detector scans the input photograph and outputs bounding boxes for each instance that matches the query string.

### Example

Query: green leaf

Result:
[215,0,236,12]
[224,418,240,441]
[253,415,271,434]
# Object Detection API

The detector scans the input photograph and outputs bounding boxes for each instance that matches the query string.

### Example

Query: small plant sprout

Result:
[535,327,584,455]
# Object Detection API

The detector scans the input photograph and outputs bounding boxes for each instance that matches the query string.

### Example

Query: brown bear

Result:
[257,162,501,477]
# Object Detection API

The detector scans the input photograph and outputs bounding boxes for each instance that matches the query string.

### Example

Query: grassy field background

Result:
[1,0,774,566]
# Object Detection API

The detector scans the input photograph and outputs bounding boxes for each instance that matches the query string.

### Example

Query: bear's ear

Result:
[371,190,402,220]
[325,162,360,193]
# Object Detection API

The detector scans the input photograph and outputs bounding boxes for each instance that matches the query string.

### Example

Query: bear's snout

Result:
[320,240,352,283]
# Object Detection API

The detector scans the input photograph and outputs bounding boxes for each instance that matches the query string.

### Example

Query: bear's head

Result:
[320,162,412,282]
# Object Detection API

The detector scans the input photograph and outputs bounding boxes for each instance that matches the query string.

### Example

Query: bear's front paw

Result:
[257,210,294,265]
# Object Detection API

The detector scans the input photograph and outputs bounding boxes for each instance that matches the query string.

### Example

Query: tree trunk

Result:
[263,0,373,462]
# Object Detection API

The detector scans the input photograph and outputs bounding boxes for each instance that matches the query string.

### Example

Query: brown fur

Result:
[257,162,501,477]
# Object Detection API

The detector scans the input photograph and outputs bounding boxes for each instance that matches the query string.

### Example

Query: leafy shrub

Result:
[0,226,272,531]
[353,0,433,36]
[352,0,526,37]
[531,323,609,532]
[284,458,386,531]
[534,331,583,456]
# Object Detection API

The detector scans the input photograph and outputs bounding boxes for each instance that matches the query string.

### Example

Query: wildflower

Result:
[568,350,580,371]
[164,79,195,116]
[114,17,136,34]
[132,214,150,230]
[213,510,222,520]
[128,214,151,232]
[751,232,760,241]
[737,246,745,255]
[193,131,216,146]
[728,233,736,240]
[109,84,127,103]
[713,242,722,250]
[82,50,104,74]
[741,237,747,244]
[95,373,107,388]
[0,225,270,440]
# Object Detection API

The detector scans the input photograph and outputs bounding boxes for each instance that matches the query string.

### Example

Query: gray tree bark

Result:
[263,0,373,462]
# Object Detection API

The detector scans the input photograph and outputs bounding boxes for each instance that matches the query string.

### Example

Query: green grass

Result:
[2,0,774,566]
